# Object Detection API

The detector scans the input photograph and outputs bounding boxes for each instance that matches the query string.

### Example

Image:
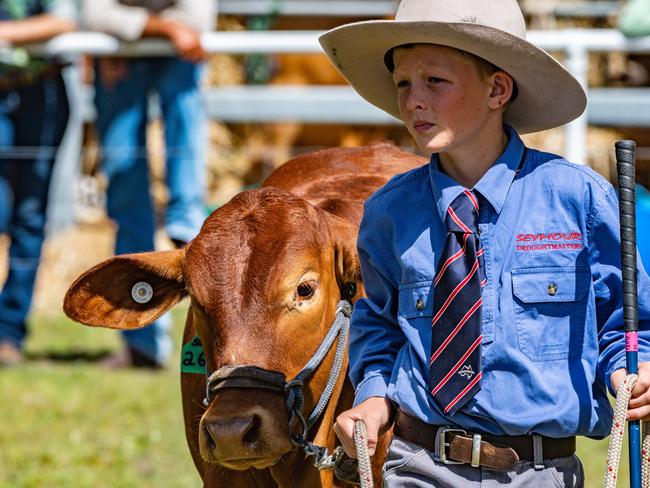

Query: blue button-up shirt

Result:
[351,125,650,438]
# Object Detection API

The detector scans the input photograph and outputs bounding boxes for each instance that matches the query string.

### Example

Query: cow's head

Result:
[64,187,361,470]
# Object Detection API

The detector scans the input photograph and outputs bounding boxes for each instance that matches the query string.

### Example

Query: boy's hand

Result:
[333,397,394,458]
[611,362,650,420]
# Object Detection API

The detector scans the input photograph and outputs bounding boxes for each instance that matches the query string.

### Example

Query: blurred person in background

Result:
[638,184,650,268]
[618,0,650,86]
[618,0,650,271]
[618,0,650,39]
[0,0,77,366]
[82,0,214,369]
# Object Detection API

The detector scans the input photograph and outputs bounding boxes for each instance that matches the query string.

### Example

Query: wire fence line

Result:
[0,145,343,159]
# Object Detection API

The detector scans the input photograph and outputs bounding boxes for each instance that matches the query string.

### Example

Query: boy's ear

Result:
[63,250,186,330]
[488,71,515,109]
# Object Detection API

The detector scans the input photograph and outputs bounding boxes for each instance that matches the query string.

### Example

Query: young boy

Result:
[319,0,650,486]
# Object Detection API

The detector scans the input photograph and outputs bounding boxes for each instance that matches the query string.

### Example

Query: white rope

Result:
[641,422,650,486]
[354,420,373,488]
[604,374,650,487]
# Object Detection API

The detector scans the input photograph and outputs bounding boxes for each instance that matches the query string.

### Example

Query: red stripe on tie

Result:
[448,207,472,234]
[432,259,480,326]
[430,297,482,365]
[480,278,487,287]
[464,190,479,212]
[431,335,482,396]
[434,233,469,286]
[444,371,483,414]
[476,248,484,257]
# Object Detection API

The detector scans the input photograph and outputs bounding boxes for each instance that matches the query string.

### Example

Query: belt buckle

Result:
[470,433,482,467]
[438,428,466,465]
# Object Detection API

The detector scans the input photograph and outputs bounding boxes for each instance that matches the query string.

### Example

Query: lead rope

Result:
[604,374,650,487]
[354,420,373,488]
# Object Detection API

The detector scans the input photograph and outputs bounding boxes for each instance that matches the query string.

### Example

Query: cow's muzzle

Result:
[200,399,287,469]
[202,300,352,468]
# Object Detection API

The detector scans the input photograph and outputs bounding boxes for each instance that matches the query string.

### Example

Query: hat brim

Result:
[319,21,586,134]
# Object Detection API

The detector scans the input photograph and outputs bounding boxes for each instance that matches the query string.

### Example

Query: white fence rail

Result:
[217,0,620,19]
[218,0,399,17]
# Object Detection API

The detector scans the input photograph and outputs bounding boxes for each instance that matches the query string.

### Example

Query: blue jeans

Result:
[94,57,206,363]
[0,74,69,347]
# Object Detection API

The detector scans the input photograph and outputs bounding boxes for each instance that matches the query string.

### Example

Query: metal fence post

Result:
[565,43,589,165]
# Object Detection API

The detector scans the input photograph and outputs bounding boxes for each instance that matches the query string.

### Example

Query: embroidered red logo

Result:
[515,232,583,251]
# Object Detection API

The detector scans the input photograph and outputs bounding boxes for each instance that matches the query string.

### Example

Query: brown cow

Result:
[64,143,426,487]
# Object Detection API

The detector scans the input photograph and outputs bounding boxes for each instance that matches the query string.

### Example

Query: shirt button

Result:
[547,283,558,296]
[416,299,425,311]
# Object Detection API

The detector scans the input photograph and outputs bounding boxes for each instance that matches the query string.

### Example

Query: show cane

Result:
[616,140,641,488]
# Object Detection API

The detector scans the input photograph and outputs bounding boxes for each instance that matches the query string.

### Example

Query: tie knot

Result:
[445,190,480,234]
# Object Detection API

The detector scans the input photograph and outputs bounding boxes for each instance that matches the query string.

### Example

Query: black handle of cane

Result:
[615,140,639,333]
[615,140,642,488]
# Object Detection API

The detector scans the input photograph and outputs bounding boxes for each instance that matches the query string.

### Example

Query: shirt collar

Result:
[428,125,525,221]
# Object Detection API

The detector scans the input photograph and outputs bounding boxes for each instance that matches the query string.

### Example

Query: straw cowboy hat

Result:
[319,0,586,134]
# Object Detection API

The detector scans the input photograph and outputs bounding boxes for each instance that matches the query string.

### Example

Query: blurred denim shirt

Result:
[351,125,650,438]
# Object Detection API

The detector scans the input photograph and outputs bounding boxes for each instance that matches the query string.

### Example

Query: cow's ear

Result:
[64,250,186,330]
[325,212,361,300]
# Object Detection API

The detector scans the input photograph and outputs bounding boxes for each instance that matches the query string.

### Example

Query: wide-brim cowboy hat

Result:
[319,0,586,134]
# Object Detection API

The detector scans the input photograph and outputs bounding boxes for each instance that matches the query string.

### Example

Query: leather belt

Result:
[394,410,576,471]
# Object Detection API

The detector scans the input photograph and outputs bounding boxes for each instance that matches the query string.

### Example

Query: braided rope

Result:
[636,408,650,486]
[604,374,636,487]
[604,374,650,487]
[354,420,373,488]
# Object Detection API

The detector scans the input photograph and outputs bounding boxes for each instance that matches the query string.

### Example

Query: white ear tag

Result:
[131,281,154,304]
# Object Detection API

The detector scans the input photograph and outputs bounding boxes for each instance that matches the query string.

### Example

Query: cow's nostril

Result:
[242,414,261,447]
[205,416,259,450]
[204,424,217,450]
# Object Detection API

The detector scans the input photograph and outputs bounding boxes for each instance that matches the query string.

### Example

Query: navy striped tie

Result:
[430,189,486,415]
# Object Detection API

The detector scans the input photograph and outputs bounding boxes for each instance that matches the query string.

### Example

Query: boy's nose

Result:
[406,87,427,111]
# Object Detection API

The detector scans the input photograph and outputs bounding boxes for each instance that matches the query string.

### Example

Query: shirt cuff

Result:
[606,342,650,396]
[353,372,390,406]
[606,353,628,397]
[116,10,149,41]
[160,9,213,33]
[83,7,149,41]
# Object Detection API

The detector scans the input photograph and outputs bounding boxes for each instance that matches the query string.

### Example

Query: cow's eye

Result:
[297,282,315,299]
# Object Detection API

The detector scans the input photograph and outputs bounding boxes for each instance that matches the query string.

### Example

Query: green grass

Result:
[0,308,200,488]
[579,435,629,486]
[0,309,635,487]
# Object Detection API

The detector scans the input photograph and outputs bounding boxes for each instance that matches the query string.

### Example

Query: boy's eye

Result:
[395,79,410,89]
[427,76,445,84]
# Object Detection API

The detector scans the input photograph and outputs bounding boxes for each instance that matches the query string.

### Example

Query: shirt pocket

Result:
[398,281,433,319]
[398,281,435,349]
[511,266,590,361]
[398,281,434,320]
